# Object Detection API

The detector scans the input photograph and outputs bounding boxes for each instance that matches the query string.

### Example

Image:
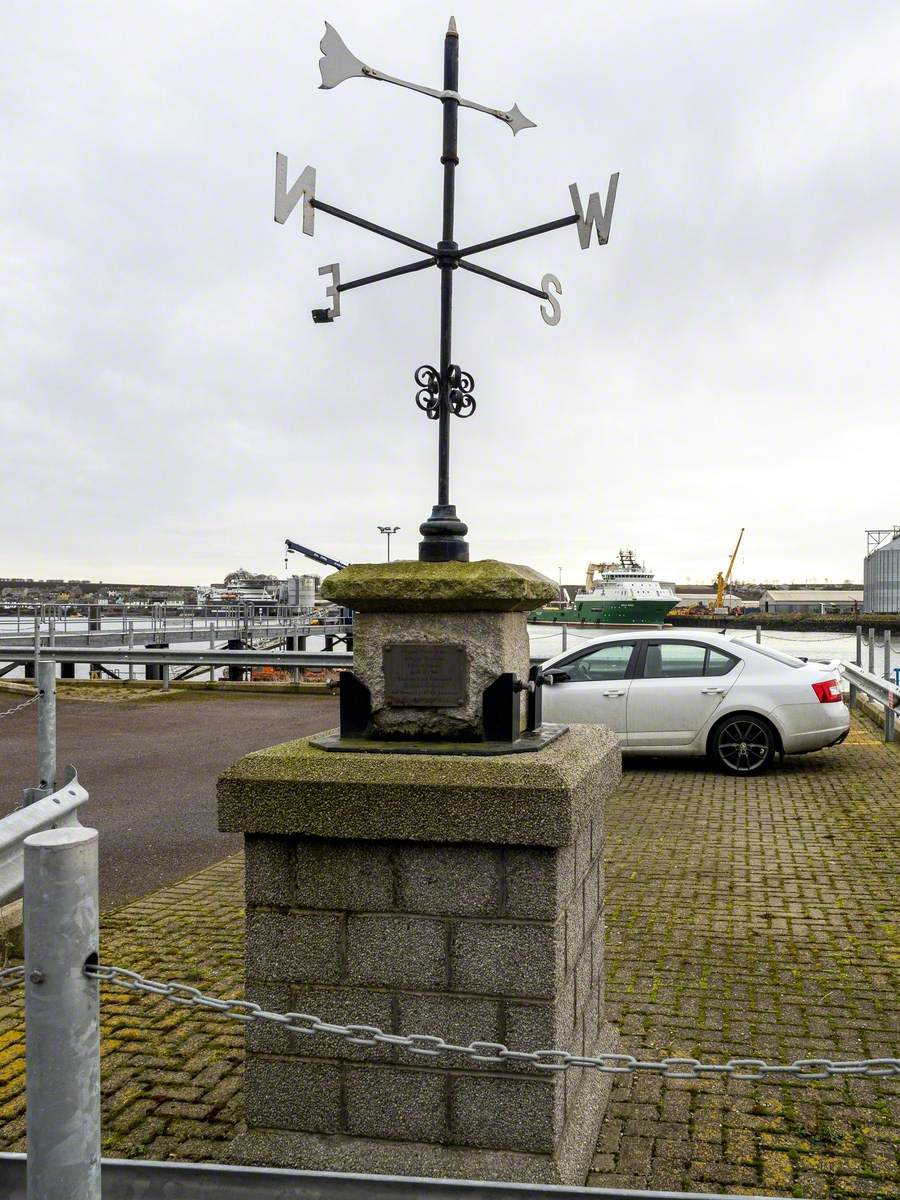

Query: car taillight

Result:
[812,679,842,703]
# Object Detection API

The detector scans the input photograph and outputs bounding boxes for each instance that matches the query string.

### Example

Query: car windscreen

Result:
[734,640,804,669]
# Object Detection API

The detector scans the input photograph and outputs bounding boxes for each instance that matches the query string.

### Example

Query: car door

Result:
[626,641,742,748]
[540,641,638,737]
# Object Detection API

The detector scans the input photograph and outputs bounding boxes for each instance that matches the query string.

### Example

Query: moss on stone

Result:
[321,559,556,613]
[217,724,621,846]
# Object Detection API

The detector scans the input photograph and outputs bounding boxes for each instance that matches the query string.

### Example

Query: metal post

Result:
[128,622,135,681]
[561,622,568,651]
[24,825,101,1200]
[209,626,216,682]
[884,630,894,742]
[36,661,56,798]
[868,628,875,674]
[162,663,170,692]
[856,624,862,666]
[756,623,762,645]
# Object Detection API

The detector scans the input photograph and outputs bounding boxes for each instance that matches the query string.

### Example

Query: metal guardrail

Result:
[0,1155,803,1200]
[0,766,88,903]
[0,647,354,668]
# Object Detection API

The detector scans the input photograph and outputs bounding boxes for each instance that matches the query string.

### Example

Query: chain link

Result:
[86,963,899,1081]
[0,966,24,990]
[0,691,39,721]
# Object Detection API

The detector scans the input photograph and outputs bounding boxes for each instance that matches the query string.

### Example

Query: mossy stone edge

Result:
[218,724,620,846]
[321,559,556,613]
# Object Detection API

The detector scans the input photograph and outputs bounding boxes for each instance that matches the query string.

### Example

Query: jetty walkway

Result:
[0,714,896,1197]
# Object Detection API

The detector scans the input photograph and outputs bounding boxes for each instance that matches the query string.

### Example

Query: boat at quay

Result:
[529,550,679,627]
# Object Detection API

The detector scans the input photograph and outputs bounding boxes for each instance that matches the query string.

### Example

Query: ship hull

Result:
[528,598,677,626]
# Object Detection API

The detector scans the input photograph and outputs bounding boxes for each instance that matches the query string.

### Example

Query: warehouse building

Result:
[759,589,863,614]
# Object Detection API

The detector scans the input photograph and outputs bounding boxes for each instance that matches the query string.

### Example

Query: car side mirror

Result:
[541,668,570,686]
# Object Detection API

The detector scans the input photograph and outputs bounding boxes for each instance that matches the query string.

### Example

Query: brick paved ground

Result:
[0,715,896,1196]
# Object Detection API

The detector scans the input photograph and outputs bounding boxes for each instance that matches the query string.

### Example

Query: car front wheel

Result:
[711,715,776,776]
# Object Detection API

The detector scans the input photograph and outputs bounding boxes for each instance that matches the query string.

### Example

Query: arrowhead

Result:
[506,103,537,135]
[318,21,367,90]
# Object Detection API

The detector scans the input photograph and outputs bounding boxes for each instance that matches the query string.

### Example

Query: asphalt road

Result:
[0,691,339,909]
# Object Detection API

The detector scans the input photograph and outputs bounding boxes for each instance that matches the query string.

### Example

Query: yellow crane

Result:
[714,528,745,611]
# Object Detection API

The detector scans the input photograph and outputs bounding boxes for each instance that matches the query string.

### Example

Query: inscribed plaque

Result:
[383,643,467,707]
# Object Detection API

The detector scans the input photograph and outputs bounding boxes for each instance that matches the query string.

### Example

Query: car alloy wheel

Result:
[713,716,774,775]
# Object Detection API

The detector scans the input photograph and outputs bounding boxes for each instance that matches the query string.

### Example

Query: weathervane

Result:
[275,18,618,562]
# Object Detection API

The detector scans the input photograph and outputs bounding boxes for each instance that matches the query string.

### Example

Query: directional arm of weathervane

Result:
[309,199,437,257]
[457,214,579,259]
[337,257,437,294]
[457,259,548,301]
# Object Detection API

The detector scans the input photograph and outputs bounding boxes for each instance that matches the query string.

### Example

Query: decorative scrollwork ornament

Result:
[447,364,476,418]
[414,365,441,420]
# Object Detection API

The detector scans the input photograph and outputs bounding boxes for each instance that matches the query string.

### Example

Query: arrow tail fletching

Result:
[319,22,368,89]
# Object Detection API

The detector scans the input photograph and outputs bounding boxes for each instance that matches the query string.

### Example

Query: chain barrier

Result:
[86,963,898,1082]
[0,691,39,721]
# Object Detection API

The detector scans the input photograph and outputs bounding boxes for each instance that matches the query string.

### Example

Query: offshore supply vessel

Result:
[530,551,679,627]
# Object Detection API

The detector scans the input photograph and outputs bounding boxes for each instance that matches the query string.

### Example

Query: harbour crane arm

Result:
[714,528,745,610]
[284,540,348,572]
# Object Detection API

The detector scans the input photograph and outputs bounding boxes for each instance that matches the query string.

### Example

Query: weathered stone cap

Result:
[321,559,556,613]
[218,724,620,846]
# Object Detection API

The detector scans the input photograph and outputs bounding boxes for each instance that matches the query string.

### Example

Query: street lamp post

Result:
[378,525,400,562]
[275,18,618,563]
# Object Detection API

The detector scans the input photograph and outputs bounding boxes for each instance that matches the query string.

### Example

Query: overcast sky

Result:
[2,1,898,586]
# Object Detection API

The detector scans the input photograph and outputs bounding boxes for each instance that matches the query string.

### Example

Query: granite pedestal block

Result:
[320,560,554,740]
[218,724,621,1184]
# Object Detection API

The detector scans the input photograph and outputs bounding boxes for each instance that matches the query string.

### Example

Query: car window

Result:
[737,642,804,668]
[643,642,707,679]
[563,642,636,682]
[706,648,739,676]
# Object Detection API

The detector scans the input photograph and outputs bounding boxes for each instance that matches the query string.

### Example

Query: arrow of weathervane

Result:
[318,20,537,135]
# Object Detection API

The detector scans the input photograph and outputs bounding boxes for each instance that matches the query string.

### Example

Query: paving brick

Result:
[346,914,446,989]
[398,845,501,916]
[294,838,393,911]
[0,712,892,1189]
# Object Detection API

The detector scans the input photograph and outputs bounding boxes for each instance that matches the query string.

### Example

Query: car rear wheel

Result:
[711,715,776,775]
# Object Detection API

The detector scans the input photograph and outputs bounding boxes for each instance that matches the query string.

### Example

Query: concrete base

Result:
[228,1024,619,1186]
[219,724,621,1185]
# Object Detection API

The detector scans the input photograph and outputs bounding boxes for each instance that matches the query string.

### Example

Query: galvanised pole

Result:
[24,826,101,1200]
[884,630,894,742]
[35,661,56,799]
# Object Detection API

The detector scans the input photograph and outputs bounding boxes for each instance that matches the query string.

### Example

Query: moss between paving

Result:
[0,716,896,1196]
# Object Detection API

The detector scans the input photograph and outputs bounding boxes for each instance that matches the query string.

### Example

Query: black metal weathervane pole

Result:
[420,17,469,561]
[274,17,619,563]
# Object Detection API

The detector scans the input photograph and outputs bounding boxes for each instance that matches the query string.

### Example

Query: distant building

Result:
[759,589,863,614]
[672,592,758,611]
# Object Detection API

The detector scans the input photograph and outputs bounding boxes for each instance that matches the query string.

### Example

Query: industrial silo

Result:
[863,528,900,613]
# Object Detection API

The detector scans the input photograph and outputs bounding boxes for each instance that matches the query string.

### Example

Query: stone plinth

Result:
[218,725,621,1184]
[321,560,555,740]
